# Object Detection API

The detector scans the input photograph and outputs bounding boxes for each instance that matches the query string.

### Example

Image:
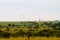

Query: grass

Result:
[0,22,20,26]
[0,37,60,40]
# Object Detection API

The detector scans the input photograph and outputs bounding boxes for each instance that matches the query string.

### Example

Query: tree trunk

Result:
[28,36,30,40]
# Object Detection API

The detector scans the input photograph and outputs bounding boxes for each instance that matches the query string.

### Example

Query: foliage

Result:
[0,21,60,39]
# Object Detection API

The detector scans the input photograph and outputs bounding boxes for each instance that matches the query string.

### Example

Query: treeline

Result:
[0,29,60,39]
[0,20,60,30]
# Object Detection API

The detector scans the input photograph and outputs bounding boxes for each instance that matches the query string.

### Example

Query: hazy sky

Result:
[0,0,60,21]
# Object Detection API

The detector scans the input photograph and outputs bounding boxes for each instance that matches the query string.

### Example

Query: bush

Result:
[12,33,19,38]
[0,30,4,37]
[19,30,26,37]
[2,32,11,38]
[38,29,55,37]
[54,30,60,37]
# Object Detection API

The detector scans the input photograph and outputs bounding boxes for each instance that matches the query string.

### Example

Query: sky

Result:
[0,0,60,21]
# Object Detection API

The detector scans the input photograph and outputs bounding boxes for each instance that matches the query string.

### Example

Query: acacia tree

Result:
[19,30,26,37]
[38,29,55,37]
[8,24,11,27]
[26,30,32,40]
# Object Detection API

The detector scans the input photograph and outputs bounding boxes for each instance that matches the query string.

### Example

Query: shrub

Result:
[38,29,55,37]
[2,32,11,38]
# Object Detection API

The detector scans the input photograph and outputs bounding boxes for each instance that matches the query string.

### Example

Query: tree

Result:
[38,29,54,37]
[54,30,60,37]
[2,32,11,38]
[32,22,39,31]
[33,24,39,31]
[12,24,15,27]
[26,30,32,40]
[19,30,26,37]
[0,30,4,37]
[0,25,2,28]
[8,24,11,27]
[6,28,10,31]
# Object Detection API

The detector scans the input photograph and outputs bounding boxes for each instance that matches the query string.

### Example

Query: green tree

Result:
[2,32,11,38]
[38,29,54,37]
[26,30,32,40]
[8,24,11,27]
